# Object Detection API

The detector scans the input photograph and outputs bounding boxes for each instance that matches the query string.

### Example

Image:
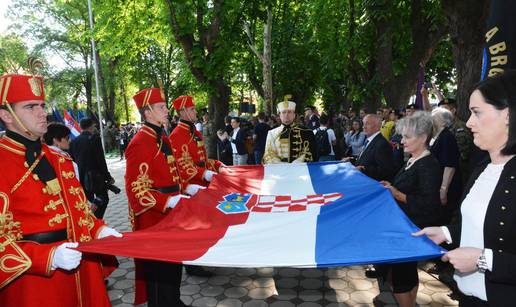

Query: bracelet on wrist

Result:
[476,249,488,273]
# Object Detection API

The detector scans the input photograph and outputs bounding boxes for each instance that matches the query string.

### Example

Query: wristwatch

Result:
[476,249,488,273]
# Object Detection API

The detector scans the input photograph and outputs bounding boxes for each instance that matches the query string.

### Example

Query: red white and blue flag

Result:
[79,162,444,267]
[63,110,81,139]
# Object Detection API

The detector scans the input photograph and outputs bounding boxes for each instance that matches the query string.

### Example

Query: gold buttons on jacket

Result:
[61,171,75,179]
[499,238,504,241]
[32,174,39,181]
[500,221,505,226]
[511,175,515,179]
[79,234,92,242]
[501,205,507,210]
[505,190,509,194]
[499,249,503,253]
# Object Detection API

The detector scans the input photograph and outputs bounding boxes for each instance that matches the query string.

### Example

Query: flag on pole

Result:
[77,109,86,122]
[64,110,82,139]
[78,162,444,267]
[481,0,516,79]
[51,107,64,123]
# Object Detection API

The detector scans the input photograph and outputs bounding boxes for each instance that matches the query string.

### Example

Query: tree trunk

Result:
[244,6,274,115]
[374,0,447,109]
[206,81,230,158]
[120,81,130,123]
[94,49,108,123]
[443,0,489,121]
[105,58,117,124]
[165,0,235,158]
[262,7,273,116]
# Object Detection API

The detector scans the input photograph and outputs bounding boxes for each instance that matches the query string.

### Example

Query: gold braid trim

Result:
[0,192,31,289]
[0,193,23,252]
[177,144,197,180]
[130,163,156,215]
[10,152,43,194]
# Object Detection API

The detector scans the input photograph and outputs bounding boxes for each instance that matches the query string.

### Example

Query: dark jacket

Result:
[230,128,247,155]
[430,127,463,210]
[391,154,443,228]
[253,122,270,152]
[307,114,320,130]
[448,156,516,305]
[357,132,398,181]
[70,131,111,189]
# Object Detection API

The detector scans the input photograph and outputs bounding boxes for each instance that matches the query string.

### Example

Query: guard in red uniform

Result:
[126,88,197,307]
[0,73,121,307]
[169,95,223,187]
[169,95,224,277]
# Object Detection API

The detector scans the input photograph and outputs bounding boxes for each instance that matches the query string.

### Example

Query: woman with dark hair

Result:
[43,122,80,179]
[344,119,366,157]
[378,111,442,307]
[415,70,516,306]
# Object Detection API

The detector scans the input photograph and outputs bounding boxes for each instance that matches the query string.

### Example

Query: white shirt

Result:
[195,122,203,133]
[364,131,381,149]
[49,145,80,179]
[313,126,337,155]
[230,126,241,155]
[451,162,505,301]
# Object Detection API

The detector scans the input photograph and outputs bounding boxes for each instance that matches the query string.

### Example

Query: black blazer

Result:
[357,133,397,181]
[392,154,443,228]
[230,128,247,155]
[70,131,111,185]
[448,156,516,305]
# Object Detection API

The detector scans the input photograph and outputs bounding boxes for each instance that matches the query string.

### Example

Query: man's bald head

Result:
[363,114,382,137]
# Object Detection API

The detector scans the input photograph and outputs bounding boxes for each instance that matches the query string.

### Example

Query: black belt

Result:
[154,185,180,194]
[22,229,67,244]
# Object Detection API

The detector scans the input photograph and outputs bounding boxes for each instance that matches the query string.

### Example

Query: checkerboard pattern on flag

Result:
[253,193,343,212]
[79,162,445,268]
[63,110,82,139]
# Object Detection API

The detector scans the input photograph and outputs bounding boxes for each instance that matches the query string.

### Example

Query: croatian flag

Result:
[78,162,444,267]
[63,110,81,139]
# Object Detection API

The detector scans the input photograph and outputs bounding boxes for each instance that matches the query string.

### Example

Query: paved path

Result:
[102,158,459,307]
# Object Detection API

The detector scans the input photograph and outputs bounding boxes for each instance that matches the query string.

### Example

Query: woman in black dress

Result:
[430,107,463,224]
[416,70,516,306]
[380,111,442,307]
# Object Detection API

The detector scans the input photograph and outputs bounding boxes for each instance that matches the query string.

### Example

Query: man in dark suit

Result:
[70,117,114,218]
[347,114,399,279]
[304,106,320,130]
[229,117,248,165]
[354,114,398,181]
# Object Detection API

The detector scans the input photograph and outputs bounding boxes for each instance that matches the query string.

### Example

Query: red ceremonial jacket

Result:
[169,120,222,186]
[125,123,184,305]
[0,136,113,307]
[125,124,184,230]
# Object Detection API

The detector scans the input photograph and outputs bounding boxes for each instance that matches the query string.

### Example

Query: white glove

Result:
[97,226,123,239]
[185,184,206,196]
[203,170,216,182]
[166,194,190,209]
[51,242,82,271]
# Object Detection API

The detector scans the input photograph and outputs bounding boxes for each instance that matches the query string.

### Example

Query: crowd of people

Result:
[0,68,515,307]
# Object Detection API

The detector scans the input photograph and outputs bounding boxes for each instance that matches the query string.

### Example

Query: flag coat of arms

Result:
[79,162,444,267]
[63,110,82,139]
